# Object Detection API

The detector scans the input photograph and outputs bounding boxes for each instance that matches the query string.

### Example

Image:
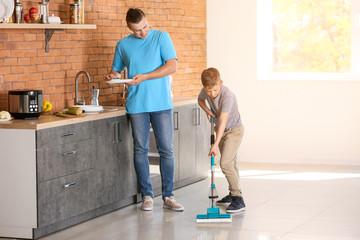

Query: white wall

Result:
[207,0,360,165]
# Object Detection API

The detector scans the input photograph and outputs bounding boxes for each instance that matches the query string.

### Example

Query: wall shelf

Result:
[0,23,96,29]
[0,24,97,52]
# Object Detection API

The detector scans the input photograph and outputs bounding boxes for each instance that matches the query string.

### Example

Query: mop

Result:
[196,114,232,223]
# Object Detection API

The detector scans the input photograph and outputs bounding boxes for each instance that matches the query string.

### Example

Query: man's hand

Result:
[127,74,148,86]
[106,70,121,80]
[106,73,118,80]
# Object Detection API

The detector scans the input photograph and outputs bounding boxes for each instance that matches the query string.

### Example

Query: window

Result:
[257,0,360,80]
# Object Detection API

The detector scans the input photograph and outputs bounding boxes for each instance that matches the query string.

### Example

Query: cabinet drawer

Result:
[37,139,94,182]
[36,121,92,149]
[37,170,94,227]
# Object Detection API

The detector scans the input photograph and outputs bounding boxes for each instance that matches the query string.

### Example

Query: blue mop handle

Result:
[210,112,216,206]
[210,113,215,171]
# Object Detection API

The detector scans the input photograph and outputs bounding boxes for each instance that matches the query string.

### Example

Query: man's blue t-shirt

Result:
[112,30,177,114]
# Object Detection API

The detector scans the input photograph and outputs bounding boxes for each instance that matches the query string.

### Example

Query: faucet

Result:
[75,70,91,105]
[123,66,128,79]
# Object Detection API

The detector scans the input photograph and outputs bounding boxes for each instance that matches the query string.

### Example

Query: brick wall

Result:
[0,0,206,111]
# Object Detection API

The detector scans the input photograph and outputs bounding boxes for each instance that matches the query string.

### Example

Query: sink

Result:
[72,105,104,114]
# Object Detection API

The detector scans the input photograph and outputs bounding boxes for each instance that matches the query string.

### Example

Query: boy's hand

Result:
[209,144,219,156]
[206,111,216,122]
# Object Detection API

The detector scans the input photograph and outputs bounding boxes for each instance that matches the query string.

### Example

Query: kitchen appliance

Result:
[8,90,43,119]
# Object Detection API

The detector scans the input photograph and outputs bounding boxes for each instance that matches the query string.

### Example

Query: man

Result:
[106,8,184,212]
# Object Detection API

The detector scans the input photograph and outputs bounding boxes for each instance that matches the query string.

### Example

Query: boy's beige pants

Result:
[218,125,244,197]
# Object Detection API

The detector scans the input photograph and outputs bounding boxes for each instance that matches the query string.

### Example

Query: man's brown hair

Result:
[126,8,146,24]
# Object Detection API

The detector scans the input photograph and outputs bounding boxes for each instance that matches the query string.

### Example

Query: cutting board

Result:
[55,113,86,118]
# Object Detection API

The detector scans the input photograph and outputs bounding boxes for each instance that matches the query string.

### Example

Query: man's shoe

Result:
[141,196,153,211]
[163,196,184,211]
[216,193,232,205]
[226,196,245,213]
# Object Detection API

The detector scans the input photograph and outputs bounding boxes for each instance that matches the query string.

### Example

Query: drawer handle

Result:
[112,122,118,143]
[63,182,76,188]
[173,112,179,130]
[62,150,76,156]
[197,108,201,125]
[62,132,75,137]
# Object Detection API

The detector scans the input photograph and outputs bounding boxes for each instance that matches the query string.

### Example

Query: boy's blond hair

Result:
[201,67,221,87]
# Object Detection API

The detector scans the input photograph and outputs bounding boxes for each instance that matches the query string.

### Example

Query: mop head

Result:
[196,206,232,223]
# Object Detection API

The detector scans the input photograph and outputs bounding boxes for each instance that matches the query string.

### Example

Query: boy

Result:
[198,67,245,213]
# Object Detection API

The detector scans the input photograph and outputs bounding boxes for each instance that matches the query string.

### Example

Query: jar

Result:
[38,1,49,23]
[69,3,80,24]
[74,0,84,24]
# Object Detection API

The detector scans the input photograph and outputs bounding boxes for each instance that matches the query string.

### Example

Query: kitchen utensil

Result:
[91,87,99,106]
[0,118,13,122]
[14,0,22,23]
[0,0,14,23]
[38,0,49,23]
[106,79,133,85]
[55,112,85,118]
[48,14,62,24]
[8,90,43,119]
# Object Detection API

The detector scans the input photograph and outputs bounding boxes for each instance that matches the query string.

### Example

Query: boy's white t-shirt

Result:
[198,85,242,131]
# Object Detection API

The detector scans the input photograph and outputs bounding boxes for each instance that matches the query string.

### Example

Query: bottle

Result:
[14,0,23,24]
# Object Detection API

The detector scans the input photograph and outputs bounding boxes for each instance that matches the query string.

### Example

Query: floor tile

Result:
[291,219,360,237]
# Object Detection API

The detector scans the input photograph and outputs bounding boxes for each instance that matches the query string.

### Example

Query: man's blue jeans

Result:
[128,109,175,199]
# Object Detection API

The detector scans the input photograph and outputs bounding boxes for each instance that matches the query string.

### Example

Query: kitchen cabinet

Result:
[148,126,163,197]
[0,129,37,239]
[195,107,211,179]
[174,104,210,188]
[92,115,137,209]
[141,104,210,196]
[175,104,197,184]
[0,99,208,239]
[35,116,137,238]
[35,121,95,238]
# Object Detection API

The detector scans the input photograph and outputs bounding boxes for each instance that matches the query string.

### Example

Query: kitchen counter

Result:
[0,97,197,130]
[0,96,207,239]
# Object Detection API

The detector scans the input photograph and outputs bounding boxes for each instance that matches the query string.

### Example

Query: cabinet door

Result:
[195,106,211,179]
[93,117,119,207]
[173,108,180,184]
[93,116,137,208]
[116,115,137,197]
[177,104,197,182]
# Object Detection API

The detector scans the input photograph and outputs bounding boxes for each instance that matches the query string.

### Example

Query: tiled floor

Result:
[3,162,360,240]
